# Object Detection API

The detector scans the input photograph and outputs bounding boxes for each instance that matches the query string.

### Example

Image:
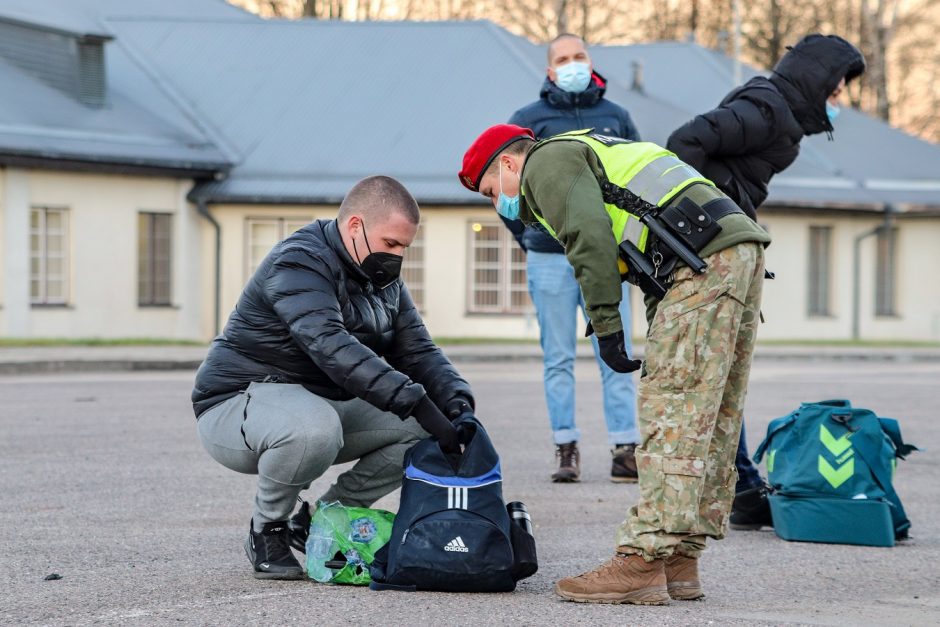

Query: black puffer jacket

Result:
[191,219,473,418]
[667,34,865,218]
[507,72,640,253]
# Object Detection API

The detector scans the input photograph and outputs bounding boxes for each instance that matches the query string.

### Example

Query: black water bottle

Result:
[506,501,533,535]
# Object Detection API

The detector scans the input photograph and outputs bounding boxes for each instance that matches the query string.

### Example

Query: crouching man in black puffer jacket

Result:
[192,176,475,580]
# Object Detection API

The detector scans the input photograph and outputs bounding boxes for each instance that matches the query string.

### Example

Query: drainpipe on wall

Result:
[851,203,896,340]
[195,198,221,337]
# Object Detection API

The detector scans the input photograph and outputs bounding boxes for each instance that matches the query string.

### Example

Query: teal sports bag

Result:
[754,399,917,547]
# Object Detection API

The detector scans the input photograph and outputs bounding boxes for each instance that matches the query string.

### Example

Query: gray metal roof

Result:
[0,0,249,174]
[0,0,252,38]
[109,19,542,203]
[2,6,939,208]
[119,17,940,209]
[109,18,714,204]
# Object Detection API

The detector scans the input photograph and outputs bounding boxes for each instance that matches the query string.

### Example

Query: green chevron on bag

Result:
[754,399,918,547]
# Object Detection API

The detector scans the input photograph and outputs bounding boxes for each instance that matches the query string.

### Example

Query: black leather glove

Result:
[455,420,475,446]
[597,330,642,373]
[445,396,476,422]
[412,396,460,454]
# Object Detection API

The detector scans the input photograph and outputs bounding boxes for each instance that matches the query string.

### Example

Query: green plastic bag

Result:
[305,501,394,585]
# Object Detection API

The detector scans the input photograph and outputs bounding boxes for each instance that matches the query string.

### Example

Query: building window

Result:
[245,218,311,279]
[875,226,898,316]
[29,207,69,305]
[401,224,425,311]
[467,221,529,314]
[138,212,173,306]
[807,226,832,316]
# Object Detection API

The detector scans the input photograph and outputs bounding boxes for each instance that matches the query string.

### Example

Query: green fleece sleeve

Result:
[523,142,624,336]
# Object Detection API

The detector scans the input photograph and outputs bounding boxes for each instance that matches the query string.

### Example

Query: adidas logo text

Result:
[444,536,469,552]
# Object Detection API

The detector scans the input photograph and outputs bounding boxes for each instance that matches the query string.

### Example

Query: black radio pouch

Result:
[658,197,723,252]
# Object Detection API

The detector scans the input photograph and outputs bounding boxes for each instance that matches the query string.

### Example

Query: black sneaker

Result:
[287,500,312,553]
[729,484,774,530]
[610,444,639,483]
[245,520,305,579]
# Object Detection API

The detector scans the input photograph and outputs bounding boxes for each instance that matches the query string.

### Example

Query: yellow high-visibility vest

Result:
[523,130,713,258]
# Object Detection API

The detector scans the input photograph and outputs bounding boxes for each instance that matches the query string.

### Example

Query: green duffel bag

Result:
[306,501,395,585]
[753,399,917,547]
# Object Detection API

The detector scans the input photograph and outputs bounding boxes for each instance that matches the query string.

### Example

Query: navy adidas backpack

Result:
[369,417,537,592]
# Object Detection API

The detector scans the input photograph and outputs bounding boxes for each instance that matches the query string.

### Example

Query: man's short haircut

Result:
[483,137,536,180]
[547,33,586,64]
[337,175,420,224]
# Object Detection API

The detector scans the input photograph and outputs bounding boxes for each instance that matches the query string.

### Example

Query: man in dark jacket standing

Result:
[667,33,865,528]
[505,33,641,484]
[192,176,475,579]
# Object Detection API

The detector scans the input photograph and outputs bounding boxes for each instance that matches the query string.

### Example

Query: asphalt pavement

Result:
[1,359,938,626]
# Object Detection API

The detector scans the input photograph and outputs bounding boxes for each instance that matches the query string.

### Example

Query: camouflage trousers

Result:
[616,242,765,560]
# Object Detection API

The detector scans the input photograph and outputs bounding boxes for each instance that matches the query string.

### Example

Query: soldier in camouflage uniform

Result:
[459,124,769,605]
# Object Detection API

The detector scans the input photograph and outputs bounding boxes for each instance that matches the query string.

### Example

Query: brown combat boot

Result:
[554,554,670,605]
[664,554,704,600]
[610,444,638,483]
[551,442,580,483]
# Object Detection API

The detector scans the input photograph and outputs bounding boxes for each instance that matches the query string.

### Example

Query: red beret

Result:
[459,124,535,192]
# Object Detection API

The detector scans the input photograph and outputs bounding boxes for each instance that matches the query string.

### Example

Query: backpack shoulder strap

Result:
[849,413,912,538]
[753,413,797,463]
[878,417,919,459]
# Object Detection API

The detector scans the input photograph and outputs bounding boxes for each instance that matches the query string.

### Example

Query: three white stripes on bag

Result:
[447,486,469,509]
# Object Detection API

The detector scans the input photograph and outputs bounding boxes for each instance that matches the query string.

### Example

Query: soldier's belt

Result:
[603,182,743,298]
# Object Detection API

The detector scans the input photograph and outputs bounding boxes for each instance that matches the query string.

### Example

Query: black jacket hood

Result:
[540,71,607,110]
[770,34,866,136]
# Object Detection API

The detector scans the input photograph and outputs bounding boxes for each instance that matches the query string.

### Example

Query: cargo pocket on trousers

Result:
[652,289,742,392]
[660,456,707,533]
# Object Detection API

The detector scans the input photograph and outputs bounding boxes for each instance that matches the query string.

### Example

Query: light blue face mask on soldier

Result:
[496,161,520,221]
[554,61,591,93]
[826,101,841,123]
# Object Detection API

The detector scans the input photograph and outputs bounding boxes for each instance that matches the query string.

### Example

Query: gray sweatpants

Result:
[196,382,428,530]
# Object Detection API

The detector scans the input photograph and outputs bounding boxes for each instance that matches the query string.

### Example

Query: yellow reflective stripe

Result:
[635,163,703,205]
[626,155,685,203]
[622,215,644,245]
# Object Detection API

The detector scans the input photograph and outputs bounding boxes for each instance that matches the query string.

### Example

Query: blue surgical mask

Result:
[826,101,841,123]
[496,161,521,221]
[554,61,592,93]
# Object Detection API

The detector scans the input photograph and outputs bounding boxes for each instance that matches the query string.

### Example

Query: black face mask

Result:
[352,221,403,289]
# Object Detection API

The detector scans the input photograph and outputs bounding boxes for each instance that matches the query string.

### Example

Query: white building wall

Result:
[421,209,542,340]
[6,186,936,343]
[756,212,940,342]
[0,169,203,339]
[203,203,940,343]
[870,215,940,342]
[1,168,31,336]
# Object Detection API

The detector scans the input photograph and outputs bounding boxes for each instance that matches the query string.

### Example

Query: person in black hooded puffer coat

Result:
[192,176,476,580]
[668,33,866,220]
[667,33,865,530]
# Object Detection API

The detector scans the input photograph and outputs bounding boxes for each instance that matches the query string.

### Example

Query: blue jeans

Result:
[526,251,639,446]
[735,422,764,492]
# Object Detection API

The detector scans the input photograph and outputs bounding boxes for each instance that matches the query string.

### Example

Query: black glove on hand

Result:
[412,396,460,454]
[445,396,475,422]
[597,330,642,373]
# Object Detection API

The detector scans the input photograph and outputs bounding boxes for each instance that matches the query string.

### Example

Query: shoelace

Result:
[576,556,622,580]
[557,444,578,468]
[262,526,294,556]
